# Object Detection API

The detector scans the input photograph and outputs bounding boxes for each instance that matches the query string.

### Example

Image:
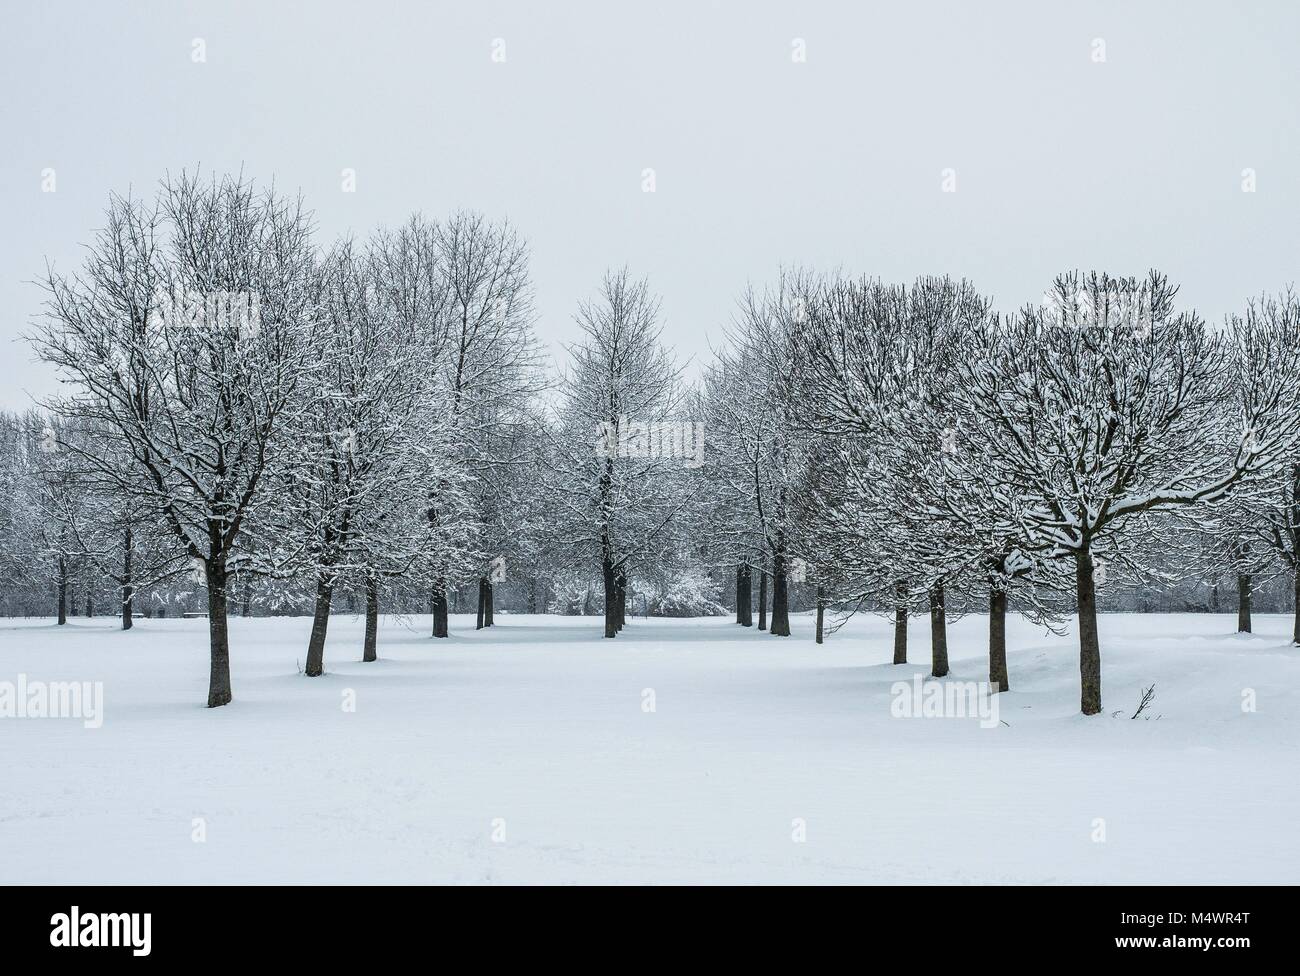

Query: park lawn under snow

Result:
[2,609,1297,885]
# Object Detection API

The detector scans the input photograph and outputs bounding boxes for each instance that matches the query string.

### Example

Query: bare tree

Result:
[50,423,188,631]
[710,272,826,638]
[424,212,541,637]
[34,172,319,706]
[541,269,695,638]
[24,412,86,625]
[1221,292,1300,643]
[952,272,1300,714]
[793,275,989,675]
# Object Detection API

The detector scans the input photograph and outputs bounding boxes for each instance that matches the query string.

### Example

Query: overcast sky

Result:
[2,0,1298,409]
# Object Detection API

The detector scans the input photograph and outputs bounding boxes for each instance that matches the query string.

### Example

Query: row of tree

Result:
[12,171,1300,716]
[703,270,1300,714]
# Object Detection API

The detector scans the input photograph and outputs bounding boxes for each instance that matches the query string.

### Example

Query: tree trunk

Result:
[205,556,233,707]
[57,556,68,625]
[527,577,538,614]
[989,586,1008,692]
[758,564,768,631]
[363,575,378,662]
[929,581,949,678]
[1293,463,1300,644]
[892,579,907,664]
[432,582,449,638]
[1076,549,1102,715]
[770,540,791,637]
[240,583,251,617]
[815,585,825,644]
[739,565,753,627]
[1237,572,1252,634]
[602,555,617,638]
[484,577,495,627]
[121,526,133,631]
[86,588,94,618]
[304,573,333,677]
[735,565,744,624]
[1292,563,1300,645]
[475,578,486,630]
[615,570,627,631]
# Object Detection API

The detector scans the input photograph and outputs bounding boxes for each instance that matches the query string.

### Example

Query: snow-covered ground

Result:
[2,610,1297,884]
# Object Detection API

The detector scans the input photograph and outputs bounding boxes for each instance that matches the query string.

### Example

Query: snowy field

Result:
[2,610,1297,885]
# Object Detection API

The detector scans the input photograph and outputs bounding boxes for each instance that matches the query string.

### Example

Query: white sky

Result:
[2,0,1298,409]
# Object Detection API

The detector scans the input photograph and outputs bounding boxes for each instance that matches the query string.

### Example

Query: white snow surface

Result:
[2,610,1297,884]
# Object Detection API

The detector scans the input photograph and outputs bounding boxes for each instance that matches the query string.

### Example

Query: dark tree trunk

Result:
[892,579,907,664]
[240,582,251,617]
[121,526,133,631]
[527,577,538,614]
[304,573,334,677]
[815,585,825,644]
[55,556,67,626]
[205,556,232,707]
[1293,462,1300,644]
[989,585,1008,692]
[770,539,791,637]
[85,588,94,618]
[758,564,768,631]
[615,570,627,631]
[602,555,617,638]
[432,582,449,638]
[735,565,744,624]
[1076,549,1102,715]
[363,575,378,662]
[1237,572,1252,634]
[929,581,949,678]
[57,556,68,625]
[475,578,486,630]
[1292,564,1300,645]
[484,578,494,627]
[739,565,753,627]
